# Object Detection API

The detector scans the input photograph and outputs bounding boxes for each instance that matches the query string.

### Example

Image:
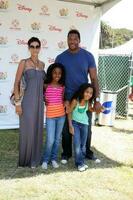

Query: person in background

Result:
[42,63,66,170]
[14,37,45,168]
[55,29,102,164]
[68,83,95,172]
[129,75,133,101]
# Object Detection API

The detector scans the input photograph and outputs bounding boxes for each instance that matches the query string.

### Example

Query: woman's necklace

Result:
[30,57,40,70]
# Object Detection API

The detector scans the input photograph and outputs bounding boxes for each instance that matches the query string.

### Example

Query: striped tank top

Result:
[45,85,65,118]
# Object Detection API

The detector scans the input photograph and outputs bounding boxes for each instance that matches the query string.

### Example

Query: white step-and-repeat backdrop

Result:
[0,0,101,129]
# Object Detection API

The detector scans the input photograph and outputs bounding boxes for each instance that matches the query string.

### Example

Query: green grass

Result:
[0,121,133,200]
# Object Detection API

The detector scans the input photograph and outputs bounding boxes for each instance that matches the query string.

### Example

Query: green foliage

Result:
[100,21,133,49]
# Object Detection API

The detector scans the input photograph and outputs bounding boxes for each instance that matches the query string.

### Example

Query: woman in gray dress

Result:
[14,37,45,168]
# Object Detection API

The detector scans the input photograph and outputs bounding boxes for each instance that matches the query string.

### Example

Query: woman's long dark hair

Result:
[71,83,95,103]
[44,63,65,85]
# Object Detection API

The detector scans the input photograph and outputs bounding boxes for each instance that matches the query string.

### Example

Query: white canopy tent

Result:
[58,0,121,13]
[0,0,121,129]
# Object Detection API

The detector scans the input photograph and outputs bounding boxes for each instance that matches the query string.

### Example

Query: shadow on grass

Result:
[128,114,133,120]
[0,130,127,179]
[0,129,130,180]
[112,127,133,134]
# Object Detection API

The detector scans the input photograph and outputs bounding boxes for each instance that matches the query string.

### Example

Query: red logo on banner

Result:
[17,4,32,13]
[39,5,50,16]
[0,36,8,45]
[0,0,8,10]
[48,25,62,32]
[10,19,21,30]
[76,11,88,19]
[47,57,55,64]
[16,39,27,45]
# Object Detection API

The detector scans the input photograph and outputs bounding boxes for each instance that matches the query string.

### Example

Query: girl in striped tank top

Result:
[42,63,66,170]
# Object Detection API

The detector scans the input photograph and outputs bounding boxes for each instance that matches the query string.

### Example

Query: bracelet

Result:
[15,97,21,102]
[15,101,21,106]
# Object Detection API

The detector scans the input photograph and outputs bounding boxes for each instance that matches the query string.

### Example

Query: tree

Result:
[99,21,133,49]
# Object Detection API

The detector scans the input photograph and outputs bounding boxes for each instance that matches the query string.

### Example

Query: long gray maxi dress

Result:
[19,67,45,167]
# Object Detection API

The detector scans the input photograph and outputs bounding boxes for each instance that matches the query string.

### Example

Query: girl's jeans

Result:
[72,120,88,167]
[43,116,65,163]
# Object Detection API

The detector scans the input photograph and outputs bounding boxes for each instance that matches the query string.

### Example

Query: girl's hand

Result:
[69,125,74,135]
[64,101,70,114]
[15,105,22,116]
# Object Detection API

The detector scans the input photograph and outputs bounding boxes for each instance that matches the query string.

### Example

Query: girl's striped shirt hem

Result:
[44,85,65,118]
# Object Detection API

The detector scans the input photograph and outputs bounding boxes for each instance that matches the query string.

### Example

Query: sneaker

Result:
[42,162,48,170]
[83,164,88,169]
[31,166,36,169]
[61,159,68,165]
[78,165,86,172]
[87,155,101,164]
[94,158,101,164]
[51,160,59,168]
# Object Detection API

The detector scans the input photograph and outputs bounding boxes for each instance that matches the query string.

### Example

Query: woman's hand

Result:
[15,105,22,116]
[69,125,74,135]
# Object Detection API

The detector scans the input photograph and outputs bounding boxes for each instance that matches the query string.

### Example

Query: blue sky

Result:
[102,0,133,30]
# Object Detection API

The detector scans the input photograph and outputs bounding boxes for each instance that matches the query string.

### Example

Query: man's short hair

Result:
[67,29,81,41]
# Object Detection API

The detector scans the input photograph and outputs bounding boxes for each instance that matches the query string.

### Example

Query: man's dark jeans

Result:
[61,111,94,160]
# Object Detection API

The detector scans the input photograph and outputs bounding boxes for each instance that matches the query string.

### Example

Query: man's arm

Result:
[131,86,133,94]
[89,67,102,113]
[89,68,99,98]
[129,86,133,101]
[129,75,133,101]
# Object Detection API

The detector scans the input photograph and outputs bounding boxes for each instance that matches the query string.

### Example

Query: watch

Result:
[95,97,100,102]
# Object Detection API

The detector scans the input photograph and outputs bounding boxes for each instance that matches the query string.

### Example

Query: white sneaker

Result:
[61,159,68,165]
[42,162,48,170]
[83,164,88,169]
[78,165,86,172]
[31,166,36,169]
[94,159,101,164]
[51,160,59,168]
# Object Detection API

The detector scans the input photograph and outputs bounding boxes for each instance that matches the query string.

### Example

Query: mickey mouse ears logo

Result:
[102,101,112,114]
